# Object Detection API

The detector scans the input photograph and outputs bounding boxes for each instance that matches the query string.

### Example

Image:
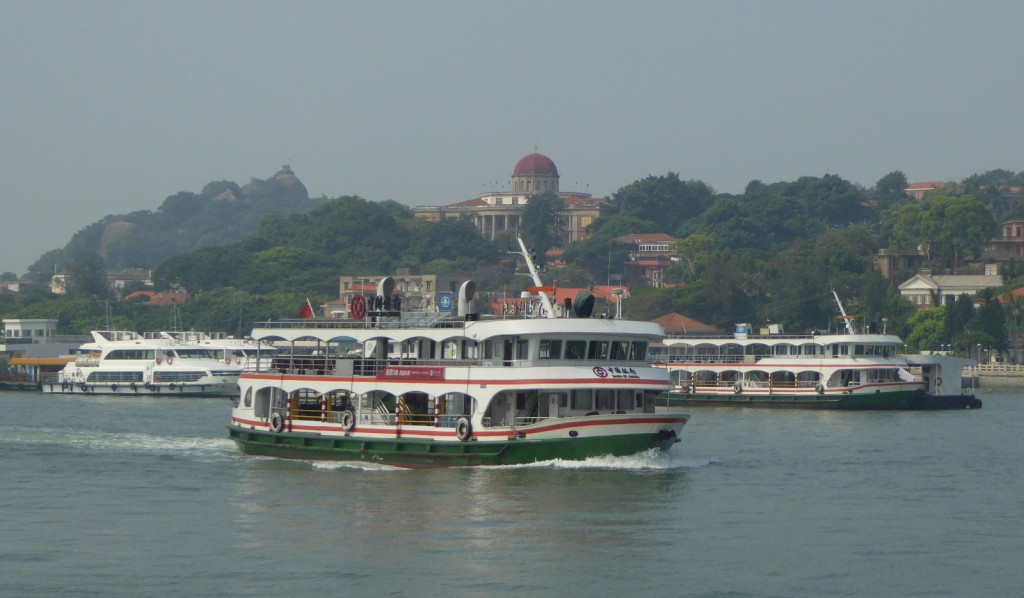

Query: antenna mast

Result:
[515,237,555,319]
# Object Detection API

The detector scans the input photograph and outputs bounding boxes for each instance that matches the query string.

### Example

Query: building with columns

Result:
[412,153,607,246]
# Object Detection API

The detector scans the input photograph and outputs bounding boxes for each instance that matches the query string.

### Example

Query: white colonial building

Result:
[898,266,1003,308]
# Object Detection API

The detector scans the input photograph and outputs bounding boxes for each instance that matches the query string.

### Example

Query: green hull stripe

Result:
[227,426,677,467]
[658,390,944,410]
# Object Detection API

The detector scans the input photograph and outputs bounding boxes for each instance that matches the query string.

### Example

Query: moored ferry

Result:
[228,240,689,467]
[160,331,280,371]
[42,331,243,397]
[652,294,981,410]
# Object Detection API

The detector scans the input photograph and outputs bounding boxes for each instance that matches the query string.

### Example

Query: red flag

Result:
[299,298,314,319]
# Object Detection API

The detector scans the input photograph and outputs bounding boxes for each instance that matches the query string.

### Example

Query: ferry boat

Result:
[42,331,243,396]
[227,239,689,468]
[159,331,280,371]
[653,294,981,410]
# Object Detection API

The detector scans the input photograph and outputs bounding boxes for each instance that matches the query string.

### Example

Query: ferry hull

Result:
[227,420,684,468]
[658,390,981,410]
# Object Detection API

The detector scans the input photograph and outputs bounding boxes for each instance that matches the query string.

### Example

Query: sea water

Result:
[1,390,1022,597]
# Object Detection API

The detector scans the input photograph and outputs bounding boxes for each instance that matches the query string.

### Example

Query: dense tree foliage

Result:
[520,192,564,257]
[889,194,998,269]
[7,165,1024,350]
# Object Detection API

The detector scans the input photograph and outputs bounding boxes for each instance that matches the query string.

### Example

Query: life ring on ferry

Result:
[936,377,943,386]
[816,384,825,394]
[166,357,173,365]
[235,358,242,365]
[455,417,472,442]
[340,409,355,432]
[269,412,285,433]
[79,383,87,392]
[733,383,743,394]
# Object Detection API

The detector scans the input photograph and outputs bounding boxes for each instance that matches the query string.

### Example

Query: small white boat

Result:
[228,238,690,467]
[42,331,243,397]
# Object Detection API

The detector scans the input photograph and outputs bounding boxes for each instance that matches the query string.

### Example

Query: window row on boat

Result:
[654,341,901,362]
[239,385,659,428]
[257,335,652,375]
[670,367,907,388]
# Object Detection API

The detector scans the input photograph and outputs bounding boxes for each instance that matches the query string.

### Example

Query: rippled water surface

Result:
[1,390,1021,597]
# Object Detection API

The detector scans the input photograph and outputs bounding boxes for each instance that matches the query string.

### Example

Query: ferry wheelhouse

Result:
[42,331,243,396]
[227,240,689,467]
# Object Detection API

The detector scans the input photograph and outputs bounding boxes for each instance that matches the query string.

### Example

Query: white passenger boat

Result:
[652,294,981,410]
[228,239,689,467]
[42,331,243,396]
[160,331,280,371]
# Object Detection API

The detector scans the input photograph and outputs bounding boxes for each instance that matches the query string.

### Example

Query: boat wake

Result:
[2,426,236,461]
[492,449,718,471]
[309,460,405,472]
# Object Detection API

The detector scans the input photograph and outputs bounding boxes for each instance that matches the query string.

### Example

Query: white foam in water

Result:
[6,426,236,461]
[309,460,404,472]
[481,449,718,471]
[303,451,717,472]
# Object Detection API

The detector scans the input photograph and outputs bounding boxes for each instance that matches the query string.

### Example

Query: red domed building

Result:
[413,153,607,245]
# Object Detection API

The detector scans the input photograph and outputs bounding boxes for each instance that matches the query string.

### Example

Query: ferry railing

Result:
[514,416,548,426]
[292,407,323,421]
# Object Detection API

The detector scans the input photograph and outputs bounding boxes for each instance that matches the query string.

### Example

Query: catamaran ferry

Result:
[227,239,689,467]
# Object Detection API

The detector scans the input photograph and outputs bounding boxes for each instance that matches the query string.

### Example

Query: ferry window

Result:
[517,339,529,360]
[463,341,479,359]
[597,389,614,410]
[588,341,609,360]
[483,341,494,359]
[617,391,632,411]
[630,341,648,360]
[176,349,213,359]
[442,340,459,360]
[571,390,591,410]
[610,341,629,360]
[539,339,562,359]
[855,345,865,356]
[565,340,586,359]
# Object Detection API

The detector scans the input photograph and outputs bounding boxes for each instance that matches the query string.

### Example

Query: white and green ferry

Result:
[228,240,689,467]
[652,294,981,410]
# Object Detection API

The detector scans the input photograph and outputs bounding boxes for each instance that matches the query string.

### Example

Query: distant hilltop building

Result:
[413,153,607,245]
[904,181,945,200]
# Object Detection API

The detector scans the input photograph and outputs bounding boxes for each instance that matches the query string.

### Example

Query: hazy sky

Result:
[3,1,1022,275]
